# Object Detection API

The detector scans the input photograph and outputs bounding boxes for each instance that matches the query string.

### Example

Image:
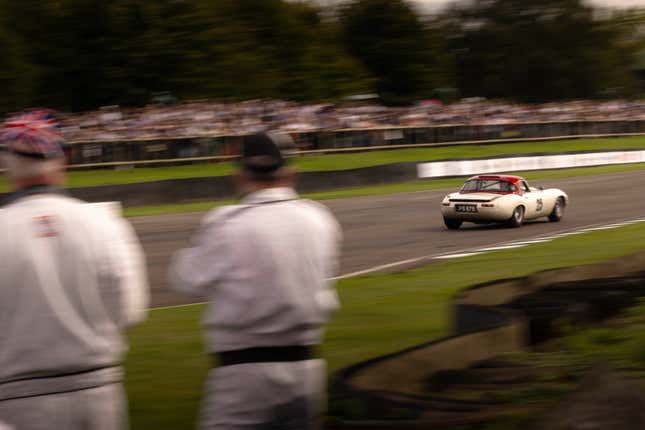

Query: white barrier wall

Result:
[417,150,645,179]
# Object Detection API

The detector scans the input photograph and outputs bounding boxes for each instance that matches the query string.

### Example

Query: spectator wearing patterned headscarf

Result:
[0,111,149,430]
[0,110,67,193]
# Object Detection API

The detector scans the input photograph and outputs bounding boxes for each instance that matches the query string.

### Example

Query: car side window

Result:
[521,181,531,193]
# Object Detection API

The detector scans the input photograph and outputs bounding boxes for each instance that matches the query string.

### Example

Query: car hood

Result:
[447,192,507,202]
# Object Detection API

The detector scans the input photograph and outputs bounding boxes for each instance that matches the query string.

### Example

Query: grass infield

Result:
[124,221,645,429]
[1,136,645,193]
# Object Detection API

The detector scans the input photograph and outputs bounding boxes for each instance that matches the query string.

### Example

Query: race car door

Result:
[519,180,544,219]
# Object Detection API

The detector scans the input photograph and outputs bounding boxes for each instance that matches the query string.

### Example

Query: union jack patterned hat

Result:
[0,110,65,159]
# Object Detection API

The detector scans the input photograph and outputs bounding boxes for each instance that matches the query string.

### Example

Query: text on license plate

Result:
[455,204,478,213]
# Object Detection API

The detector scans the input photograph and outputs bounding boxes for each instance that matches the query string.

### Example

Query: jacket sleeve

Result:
[168,213,231,297]
[104,214,150,328]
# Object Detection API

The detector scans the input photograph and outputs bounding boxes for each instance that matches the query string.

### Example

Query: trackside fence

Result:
[64,120,645,168]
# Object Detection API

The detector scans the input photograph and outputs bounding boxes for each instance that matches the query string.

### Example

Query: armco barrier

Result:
[19,162,419,207]
[3,148,643,207]
[68,176,233,206]
[64,119,645,167]
[329,252,645,428]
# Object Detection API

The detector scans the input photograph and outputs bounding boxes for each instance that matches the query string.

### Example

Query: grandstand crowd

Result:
[50,99,645,142]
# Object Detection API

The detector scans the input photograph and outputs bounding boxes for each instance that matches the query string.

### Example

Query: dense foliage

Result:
[442,0,639,101]
[0,0,642,112]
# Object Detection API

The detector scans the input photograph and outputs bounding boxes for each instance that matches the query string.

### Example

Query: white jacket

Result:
[0,189,148,399]
[169,187,341,353]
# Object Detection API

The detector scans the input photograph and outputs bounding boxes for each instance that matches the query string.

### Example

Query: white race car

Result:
[441,175,569,229]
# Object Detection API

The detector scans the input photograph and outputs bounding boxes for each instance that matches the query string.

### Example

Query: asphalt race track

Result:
[129,170,645,307]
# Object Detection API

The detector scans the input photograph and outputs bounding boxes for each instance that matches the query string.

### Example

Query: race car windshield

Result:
[461,180,515,193]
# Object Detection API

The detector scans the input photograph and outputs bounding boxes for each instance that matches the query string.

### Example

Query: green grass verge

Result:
[1,137,644,193]
[125,221,645,429]
[562,303,645,370]
[122,162,645,217]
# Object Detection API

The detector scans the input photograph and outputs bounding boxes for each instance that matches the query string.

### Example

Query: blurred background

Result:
[2,0,645,118]
[4,1,645,429]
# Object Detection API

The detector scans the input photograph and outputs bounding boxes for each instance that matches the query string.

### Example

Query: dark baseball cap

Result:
[240,133,289,173]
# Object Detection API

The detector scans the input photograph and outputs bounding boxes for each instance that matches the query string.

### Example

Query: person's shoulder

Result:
[81,201,124,219]
[2,195,121,237]
[201,204,251,228]
[57,195,101,213]
[298,199,341,229]
[66,200,126,235]
[298,199,336,218]
[2,193,83,214]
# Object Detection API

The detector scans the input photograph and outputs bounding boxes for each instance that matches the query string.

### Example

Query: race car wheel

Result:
[507,206,524,228]
[444,218,463,230]
[548,197,565,222]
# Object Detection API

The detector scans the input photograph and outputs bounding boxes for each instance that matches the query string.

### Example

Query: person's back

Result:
[0,193,145,389]
[184,190,340,353]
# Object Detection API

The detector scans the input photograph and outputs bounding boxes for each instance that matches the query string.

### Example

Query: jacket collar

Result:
[241,187,299,205]
[0,185,68,208]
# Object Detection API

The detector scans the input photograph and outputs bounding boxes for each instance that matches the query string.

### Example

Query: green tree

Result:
[443,0,638,101]
[2,0,114,110]
[339,0,438,105]
[600,8,645,96]
[191,0,372,101]
[0,0,373,111]
[0,3,35,113]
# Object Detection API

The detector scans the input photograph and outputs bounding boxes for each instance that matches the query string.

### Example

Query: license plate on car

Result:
[455,204,478,213]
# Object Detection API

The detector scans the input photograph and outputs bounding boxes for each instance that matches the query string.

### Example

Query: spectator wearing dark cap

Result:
[0,111,149,430]
[169,133,342,430]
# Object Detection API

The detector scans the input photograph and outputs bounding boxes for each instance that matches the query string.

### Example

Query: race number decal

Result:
[33,215,59,238]
[536,198,543,212]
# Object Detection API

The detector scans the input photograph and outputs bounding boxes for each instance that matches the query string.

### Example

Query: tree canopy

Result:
[339,0,442,104]
[442,0,639,101]
[0,0,642,112]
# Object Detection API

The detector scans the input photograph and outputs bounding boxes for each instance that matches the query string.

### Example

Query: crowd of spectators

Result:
[50,98,645,142]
